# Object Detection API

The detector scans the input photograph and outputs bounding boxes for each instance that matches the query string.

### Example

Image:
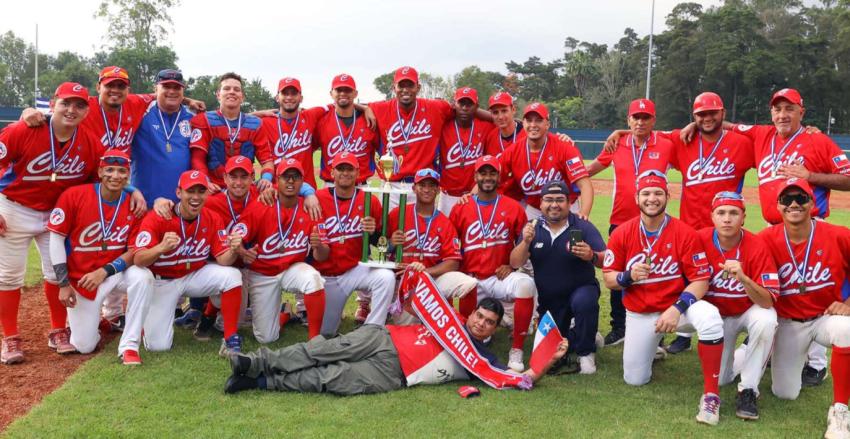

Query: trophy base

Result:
[358,261,401,270]
[360,186,411,195]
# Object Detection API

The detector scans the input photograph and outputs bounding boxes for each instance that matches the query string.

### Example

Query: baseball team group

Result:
[0,63,849,437]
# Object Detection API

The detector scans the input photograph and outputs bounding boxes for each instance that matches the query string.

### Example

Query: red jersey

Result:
[438,119,495,195]
[732,124,850,224]
[189,111,272,186]
[311,188,382,276]
[387,323,469,386]
[603,215,711,313]
[83,94,154,155]
[313,110,379,185]
[234,199,315,276]
[595,131,673,226]
[0,120,103,211]
[387,204,461,267]
[449,195,526,279]
[203,187,259,232]
[758,220,850,320]
[368,98,453,180]
[500,132,588,209]
[483,123,524,200]
[130,207,228,279]
[666,129,755,230]
[47,184,139,299]
[697,228,779,317]
[260,106,327,188]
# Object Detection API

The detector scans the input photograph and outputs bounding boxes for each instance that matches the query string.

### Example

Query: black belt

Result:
[154,274,177,281]
[790,316,820,323]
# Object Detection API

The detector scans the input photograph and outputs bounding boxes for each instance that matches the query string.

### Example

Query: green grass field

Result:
[5,191,839,438]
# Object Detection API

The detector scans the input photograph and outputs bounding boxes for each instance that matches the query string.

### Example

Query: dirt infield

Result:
[0,286,114,432]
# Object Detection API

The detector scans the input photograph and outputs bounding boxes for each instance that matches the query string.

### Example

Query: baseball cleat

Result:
[1,336,24,365]
[695,393,721,426]
[219,334,243,358]
[507,348,524,372]
[48,328,76,355]
[579,353,597,375]
[825,403,850,439]
[174,309,201,329]
[803,364,828,387]
[194,315,216,342]
[735,389,759,420]
[603,327,625,346]
[354,301,370,325]
[122,349,142,366]
[666,335,692,354]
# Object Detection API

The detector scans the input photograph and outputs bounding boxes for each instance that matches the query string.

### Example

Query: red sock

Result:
[43,282,67,330]
[203,301,219,317]
[0,289,22,336]
[512,297,534,349]
[459,289,477,318]
[832,345,850,405]
[219,287,242,339]
[304,290,325,339]
[697,340,723,394]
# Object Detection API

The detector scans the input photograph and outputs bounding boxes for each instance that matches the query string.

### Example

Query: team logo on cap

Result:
[462,88,471,94]
[639,100,646,109]
[179,120,191,137]
[235,157,246,164]
[72,84,83,92]
[603,249,615,267]
[285,78,294,83]
[49,208,65,226]
[0,141,6,159]
[190,171,200,179]
[401,67,410,74]
[340,74,349,81]
[113,67,122,74]
[530,103,540,110]
[135,231,152,248]
[191,128,202,143]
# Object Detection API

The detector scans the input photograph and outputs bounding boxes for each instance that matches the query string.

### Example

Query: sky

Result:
[2,0,723,106]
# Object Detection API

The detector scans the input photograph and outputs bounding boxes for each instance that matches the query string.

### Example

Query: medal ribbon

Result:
[99,105,123,149]
[177,204,202,265]
[630,133,649,176]
[453,120,476,164]
[96,183,126,248]
[769,126,804,175]
[332,109,357,152]
[394,99,419,146]
[224,190,250,226]
[473,195,501,243]
[696,130,726,180]
[275,199,300,249]
[157,106,182,147]
[332,188,359,240]
[638,214,669,257]
[412,204,437,251]
[48,121,78,176]
[782,219,816,288]
[276,110,302,156]
[221,111,243,150]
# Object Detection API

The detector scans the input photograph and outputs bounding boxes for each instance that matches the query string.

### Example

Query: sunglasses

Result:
[779,192,811,206]
[101,157,130,166]
[415,169,440,180]
[712,191,744,202]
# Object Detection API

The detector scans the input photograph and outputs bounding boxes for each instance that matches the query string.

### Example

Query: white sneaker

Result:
[579,353,596,375]
[595,332,605,350]
[826,403,850,439]
[695,393,721,426]
[654,345,667,361]
[507,348,524,372]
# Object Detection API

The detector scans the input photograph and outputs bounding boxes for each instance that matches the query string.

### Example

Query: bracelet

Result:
[122,184,138,194]
[616,271,633,288]
[673,292,698,314]
[111,257,128,273]
[261,172,273,182]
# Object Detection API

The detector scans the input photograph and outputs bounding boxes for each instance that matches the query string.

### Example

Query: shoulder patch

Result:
[191,128,202,143]
[603,249,615,267]
[135,231,152,248]
[179,120,192,138]
[49,208,65,226]
[0,141,6,159]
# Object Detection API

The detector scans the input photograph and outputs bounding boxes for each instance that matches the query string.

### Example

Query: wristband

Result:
[111,257,128,273]
[616,271,633,288]
[261,172,273,182]
[299,182,316,197]
[54,263,70,287]
[103,263,117,277]
[123,184,138,194]
[673,292,698,314]
[591,252,599,265]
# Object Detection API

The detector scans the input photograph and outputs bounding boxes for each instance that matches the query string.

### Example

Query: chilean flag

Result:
[566,156,582,172]
[692,252,709,267]
[529,311,563,374]
[761,272,780,290]
[833,154,850,169]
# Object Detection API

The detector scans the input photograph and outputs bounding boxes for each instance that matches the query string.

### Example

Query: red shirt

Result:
[732,124,850,224]
[697,228,779,317]
[204,187,259,233]
[449,195,526,279]
[189,111,272,186]
[603,215,711,313]
[387,323,470,386]
[438,119,495,195]
[83,94,154,155]
[0,120,103,211]
[235,199,315,276]
[313,110,378,185]
[311,188,382,276]
[500,132,588,209]
[260,106,327,189]
[387,204,461,267]
[368,98,453,180]
[47,184,139,298]
[595,131,673,226]
[758,220,850,320]
[483,123,524,201]
[130,208,228,279]
[666,129,755,230]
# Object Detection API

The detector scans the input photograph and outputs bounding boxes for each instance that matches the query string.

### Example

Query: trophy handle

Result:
[361,193,371,263]
[396,194,408,262]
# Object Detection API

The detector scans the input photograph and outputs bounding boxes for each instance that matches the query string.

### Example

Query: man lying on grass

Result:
[224,298,567,395]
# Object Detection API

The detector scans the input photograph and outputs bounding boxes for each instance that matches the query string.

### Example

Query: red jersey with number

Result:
[500,132,588,209]
[83,94,154,155]
[758,221,850,320]
[204,187,259,233]
[47,184,139,297]
[130,208,228,279]
[189,111,272,186]
[260,106,327,188]
[234,199,315,276]
[312,188,382,276]
[483,123,524,200]
[603,215,711,313]
[449,195,526,279]
[697,228,779,317]
[0,120,103,211]
[438,119,495,195]
[595,131,673,226]
[732,124,850,224]
[387,204,461,267]
[666,129,755,230]
[314,110,378,185]
[368,98,453,180]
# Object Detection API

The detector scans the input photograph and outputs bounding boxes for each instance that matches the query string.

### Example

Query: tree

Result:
[185,75,274,112]
[453,65,505,103]
[371,71,453,101]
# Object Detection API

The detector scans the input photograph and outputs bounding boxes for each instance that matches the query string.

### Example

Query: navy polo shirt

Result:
[528,213,606,299]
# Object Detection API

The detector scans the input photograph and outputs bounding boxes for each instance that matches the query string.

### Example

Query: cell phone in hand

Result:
[569,229,583,247]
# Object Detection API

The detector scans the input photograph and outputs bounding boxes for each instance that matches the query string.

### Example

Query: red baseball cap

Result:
[278,77,302,93]
[636,171,668,193]
[332,152,359,169]
[693,92,724,114]
[394,66,419,85]
[711,191,745,212]
[54,82,90,102]
[224,156,253,175]
[474,155,501,173]
[454,87,478,105]
[523,102,549,120]
[770,88,803,108]
[178,170,210,190]
[628,98,656,117]
[276,157,304,177]
[414,168,440,184]
[331,73,356,90]
[99,66,130,85]
[99,149,130,168]
[778,177,815,200]
[488,91,513,109]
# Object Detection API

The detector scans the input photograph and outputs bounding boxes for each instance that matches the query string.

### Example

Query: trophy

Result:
[360,150,410,268]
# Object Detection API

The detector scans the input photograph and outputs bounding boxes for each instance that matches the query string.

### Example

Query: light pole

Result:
[645,0,655,99]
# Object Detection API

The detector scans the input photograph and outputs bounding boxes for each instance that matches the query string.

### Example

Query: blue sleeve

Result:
[298,182,316,197]
[582,221,606,252]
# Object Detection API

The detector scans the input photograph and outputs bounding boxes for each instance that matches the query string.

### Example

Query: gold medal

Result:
[185,261,191,270]
[166,141,172,153]
[101,242,108,251]
[799,284,806,294]
[644,253,651,269]
[50,172,57,182]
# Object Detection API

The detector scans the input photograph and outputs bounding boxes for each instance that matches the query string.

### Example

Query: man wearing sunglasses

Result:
[697,191,779,420]
[757,178,850,438]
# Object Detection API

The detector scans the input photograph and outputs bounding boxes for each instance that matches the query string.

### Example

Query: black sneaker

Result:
[194,315,216,342]
[604,327,625,346]
[735,389,759,420]
[801,364,828,387]
[666,335,692,354]
[230,354,252,376]
[547,353,580,375]
[224,374,259,394]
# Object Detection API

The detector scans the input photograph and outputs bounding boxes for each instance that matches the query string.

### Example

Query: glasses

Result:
[280,173,303,182]
[101,157,130,166]
[712,191,744,202]
[541,196,568,204]
[637,169,667,180]
[779,192,811,206]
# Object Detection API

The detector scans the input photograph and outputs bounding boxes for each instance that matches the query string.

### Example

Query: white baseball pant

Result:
[67,274,128,354]
[718,305,777,396]
[623,300,724,386]
[100,289,125,321]
[0,195,56,289]
[243,263,324,344]
[320,264,395,335]
[393,270,478,324]
[476,272,536,302]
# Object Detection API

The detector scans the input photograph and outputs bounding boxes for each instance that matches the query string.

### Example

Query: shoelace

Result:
[704,397,720,414]
[741,390,756,407]
[4,338,21,352]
